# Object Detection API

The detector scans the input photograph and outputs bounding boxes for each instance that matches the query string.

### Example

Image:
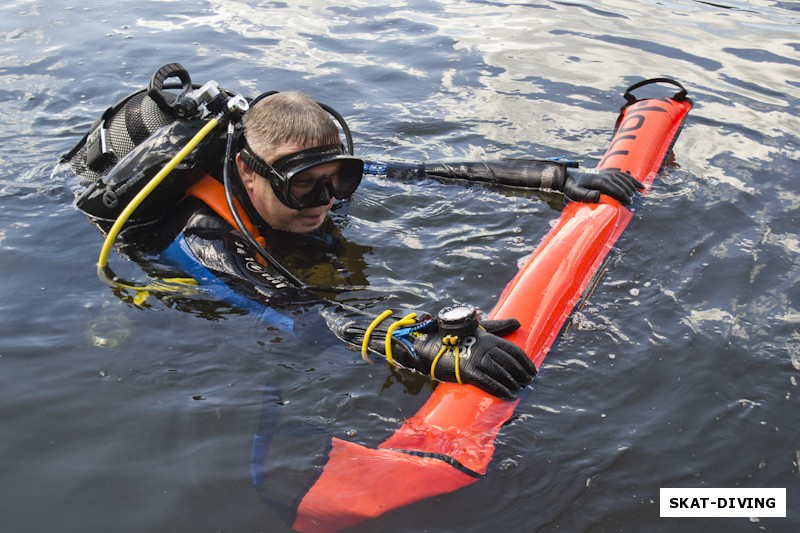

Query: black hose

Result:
[222,123,307,289]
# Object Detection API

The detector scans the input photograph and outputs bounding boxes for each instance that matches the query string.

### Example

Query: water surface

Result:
[1,1,798,532]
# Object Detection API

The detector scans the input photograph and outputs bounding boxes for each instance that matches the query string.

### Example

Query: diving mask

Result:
[241,143,364,210]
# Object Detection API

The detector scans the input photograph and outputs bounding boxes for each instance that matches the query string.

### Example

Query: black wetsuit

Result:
[116,157,571,332]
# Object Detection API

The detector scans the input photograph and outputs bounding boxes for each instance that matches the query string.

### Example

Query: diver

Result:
[58,63,642,400]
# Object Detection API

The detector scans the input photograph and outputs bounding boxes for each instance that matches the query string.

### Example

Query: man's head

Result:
[236,91,362,233]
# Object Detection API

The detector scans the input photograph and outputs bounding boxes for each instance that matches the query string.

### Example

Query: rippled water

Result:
[1,1,798,532]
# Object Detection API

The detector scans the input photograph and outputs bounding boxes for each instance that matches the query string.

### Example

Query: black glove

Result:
[329,307,537,400]
[564,168,644,204]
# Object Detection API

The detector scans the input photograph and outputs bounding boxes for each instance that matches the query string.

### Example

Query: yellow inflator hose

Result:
[96,116,221,299]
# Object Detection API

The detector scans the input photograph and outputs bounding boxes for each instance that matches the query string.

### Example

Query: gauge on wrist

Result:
[437,304,478,341]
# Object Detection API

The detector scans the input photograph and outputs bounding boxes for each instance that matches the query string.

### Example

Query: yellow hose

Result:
[97,116,220,276]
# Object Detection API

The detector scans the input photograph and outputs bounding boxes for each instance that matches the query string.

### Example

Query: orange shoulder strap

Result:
[185,175,266,247]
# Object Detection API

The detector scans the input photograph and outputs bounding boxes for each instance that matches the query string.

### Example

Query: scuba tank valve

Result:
[174,80,249,121]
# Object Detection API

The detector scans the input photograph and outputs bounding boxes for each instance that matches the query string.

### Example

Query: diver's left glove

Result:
[564,168,644,204]
[328,305,537,400]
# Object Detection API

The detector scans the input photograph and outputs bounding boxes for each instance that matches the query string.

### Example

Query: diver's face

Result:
[237,141,335,233]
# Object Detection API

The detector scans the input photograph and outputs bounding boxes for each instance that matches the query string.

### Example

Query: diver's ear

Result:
[237,152,257,193]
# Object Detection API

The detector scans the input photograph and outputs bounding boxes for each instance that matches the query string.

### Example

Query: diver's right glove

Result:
[328,305,537,400]
[564,168,644,204]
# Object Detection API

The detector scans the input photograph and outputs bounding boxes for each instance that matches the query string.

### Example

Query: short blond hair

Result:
[242,91,340,159]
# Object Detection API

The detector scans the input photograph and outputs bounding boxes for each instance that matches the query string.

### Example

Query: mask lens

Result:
[332,159,364,197]
[288,172,323,201]
[285,158,363,209]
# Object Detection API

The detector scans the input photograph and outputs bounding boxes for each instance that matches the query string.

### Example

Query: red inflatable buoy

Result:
[293,79,693,532]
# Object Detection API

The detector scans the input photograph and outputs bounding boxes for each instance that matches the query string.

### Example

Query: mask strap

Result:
[240,143,281,182]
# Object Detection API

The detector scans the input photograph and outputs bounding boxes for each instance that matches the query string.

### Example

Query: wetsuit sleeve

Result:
[365,159,569,192]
